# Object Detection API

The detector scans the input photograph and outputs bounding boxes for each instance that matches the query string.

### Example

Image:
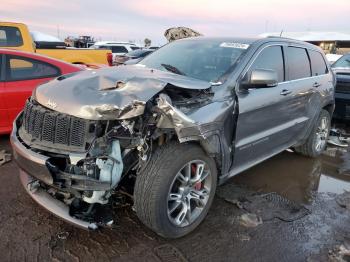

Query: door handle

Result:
[280,89,292,96]
[313,82,321,88]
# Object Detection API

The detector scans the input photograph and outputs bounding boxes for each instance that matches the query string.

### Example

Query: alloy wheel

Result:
[167,160,212,227]
[315,116,329,152]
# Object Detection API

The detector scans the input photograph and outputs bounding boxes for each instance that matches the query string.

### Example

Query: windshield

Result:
[139,39,249,82]
[332,54,350,68]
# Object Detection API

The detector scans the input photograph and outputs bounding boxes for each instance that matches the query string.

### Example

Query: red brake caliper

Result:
[191,164,202,190]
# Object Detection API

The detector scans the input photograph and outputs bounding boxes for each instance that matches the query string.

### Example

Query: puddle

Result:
[318,175,350,194]
[231,144,350,204]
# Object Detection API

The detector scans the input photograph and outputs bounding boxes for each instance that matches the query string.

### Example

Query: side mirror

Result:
[243,69,278,88]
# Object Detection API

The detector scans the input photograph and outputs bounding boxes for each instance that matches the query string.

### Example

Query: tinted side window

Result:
[0,26,23,47]
[249,46,284,82]
[308,50,328,76]
[6,55,60,81]
[111,46,128,53]
[286,47,311,80]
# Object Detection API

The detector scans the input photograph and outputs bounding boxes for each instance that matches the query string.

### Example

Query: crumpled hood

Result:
[34,65,211,120]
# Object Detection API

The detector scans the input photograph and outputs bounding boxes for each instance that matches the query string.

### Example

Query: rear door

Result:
[3,54,60,125]
[233,44,294,173]
[283,46,316,141]
[307,49,332,119]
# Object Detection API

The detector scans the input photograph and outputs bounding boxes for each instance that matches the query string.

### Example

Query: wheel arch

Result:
[155,129,226,178]
[323,103,335,118]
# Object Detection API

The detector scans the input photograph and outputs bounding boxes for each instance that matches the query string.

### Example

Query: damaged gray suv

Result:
[11,37,335,238]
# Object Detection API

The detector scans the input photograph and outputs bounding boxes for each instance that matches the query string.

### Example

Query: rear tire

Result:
[294,109,330,157]
[134,142,217,238]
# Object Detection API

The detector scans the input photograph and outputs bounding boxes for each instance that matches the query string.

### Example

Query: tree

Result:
[144,38,151,47]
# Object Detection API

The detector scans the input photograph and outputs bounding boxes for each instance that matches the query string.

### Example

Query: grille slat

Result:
[70,119,86,147]
[55,116,70,145]
[33,110,45,139]
[42,114,56,142]
[21,99,92,152]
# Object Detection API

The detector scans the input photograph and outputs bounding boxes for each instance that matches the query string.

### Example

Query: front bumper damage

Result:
[11,115,120,229]
[19,170,96,230]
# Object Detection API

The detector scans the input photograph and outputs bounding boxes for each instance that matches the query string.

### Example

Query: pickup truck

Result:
[0,22,113,66]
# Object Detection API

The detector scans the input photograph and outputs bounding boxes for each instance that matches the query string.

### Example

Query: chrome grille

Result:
[19,99,95,153]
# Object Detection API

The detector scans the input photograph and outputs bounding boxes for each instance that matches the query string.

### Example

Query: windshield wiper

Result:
[161,63,186,76]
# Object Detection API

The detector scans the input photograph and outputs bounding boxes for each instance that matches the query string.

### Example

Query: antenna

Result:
[279,30,284,37]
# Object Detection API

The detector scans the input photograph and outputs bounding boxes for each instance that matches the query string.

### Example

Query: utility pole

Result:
[57,25,60,39]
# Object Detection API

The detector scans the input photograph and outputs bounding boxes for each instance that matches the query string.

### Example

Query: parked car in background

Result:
[0,22,113,66]
[326,54,342,65]
[114,49,154,65]
[11,37,334,238]
[90,41,140,62]
[332,53,350,120]
[0,49,83,134]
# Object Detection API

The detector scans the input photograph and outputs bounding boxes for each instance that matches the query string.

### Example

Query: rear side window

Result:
[249,46,285,82]
[6,55,60,81]
[0,26,23,47]
[111,46,128,53]
[308,50,328,76]
[285,47,311,80]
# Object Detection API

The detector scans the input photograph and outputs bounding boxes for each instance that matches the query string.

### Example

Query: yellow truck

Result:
[0,22,112,66]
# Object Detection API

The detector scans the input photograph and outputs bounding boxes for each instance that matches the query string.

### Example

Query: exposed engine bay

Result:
[14,65,236,228]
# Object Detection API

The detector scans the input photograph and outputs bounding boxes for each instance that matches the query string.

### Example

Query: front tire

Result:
[294,109,331,157]
[134,142,217,238]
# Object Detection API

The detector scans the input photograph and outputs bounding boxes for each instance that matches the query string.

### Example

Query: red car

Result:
[0,49,83,134]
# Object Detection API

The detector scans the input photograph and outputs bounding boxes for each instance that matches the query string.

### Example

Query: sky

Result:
[2,0,350,45]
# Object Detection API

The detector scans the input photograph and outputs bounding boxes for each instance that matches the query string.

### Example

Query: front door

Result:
[232,45,296,174]
[0,82,7,132]
[0,54,9,132]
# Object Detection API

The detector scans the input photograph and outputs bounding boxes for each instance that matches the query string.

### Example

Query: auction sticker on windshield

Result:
[220,42,250,49]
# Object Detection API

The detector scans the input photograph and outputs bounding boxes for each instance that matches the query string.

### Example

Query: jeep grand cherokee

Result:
[11,37,335,238]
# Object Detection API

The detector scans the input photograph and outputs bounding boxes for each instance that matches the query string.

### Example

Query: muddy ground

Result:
[1,124,350,262]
